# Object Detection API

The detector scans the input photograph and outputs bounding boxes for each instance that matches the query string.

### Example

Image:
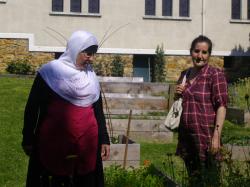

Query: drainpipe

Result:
[201,0,205,35]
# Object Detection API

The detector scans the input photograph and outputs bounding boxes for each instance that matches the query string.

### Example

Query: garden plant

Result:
[0,76,249,187]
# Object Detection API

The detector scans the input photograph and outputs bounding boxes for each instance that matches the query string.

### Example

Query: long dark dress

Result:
[22,73,110,187]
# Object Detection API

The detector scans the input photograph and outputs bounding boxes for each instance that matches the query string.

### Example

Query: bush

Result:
[111,55,124,77]
[152,44,166,82]
[93,62,104,76]
[104,164,165,187]
[6,59,35,75]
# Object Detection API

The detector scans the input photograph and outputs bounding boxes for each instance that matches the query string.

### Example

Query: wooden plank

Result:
[103,97,168,110]
[103,161,140,168]
[108,144,140,161]
[107,119,169,131]
[103,143,140,168]
[100,82,169,96]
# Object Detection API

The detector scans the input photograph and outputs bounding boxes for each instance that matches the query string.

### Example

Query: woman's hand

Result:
[210,131,221,154]
[174,84,186,99]
[101,144,110,161]
[175,84,186,94]
[210,106,226,154]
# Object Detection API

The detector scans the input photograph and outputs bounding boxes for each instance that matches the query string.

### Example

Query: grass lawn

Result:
[140,132,179,168]
[0,77,33,187]
[0,76,249,186]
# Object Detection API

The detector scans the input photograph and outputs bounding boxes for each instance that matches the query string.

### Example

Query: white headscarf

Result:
[38,30,100,107]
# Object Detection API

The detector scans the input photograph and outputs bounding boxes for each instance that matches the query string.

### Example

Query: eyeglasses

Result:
[81,51,95,57]
[193,49,208,55]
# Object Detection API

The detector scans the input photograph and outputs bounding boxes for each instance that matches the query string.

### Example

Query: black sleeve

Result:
[22,73,47,147]
[93,94,110,145]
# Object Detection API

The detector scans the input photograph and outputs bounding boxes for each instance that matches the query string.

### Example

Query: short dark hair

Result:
[190,35,213,55]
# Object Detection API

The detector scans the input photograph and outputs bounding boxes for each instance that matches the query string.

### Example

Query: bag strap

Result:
[181,69,190,86]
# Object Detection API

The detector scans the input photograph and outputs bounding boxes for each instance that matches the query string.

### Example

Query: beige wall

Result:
[205,0,250,54]
[0,0,249,55]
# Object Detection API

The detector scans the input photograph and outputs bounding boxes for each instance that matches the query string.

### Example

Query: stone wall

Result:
[0,39,54,72]
[94,54,133,77]
[0,38,224,82]
[165,55,224,81]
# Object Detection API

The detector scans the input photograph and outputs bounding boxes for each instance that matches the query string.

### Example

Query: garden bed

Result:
[224,144,250,161]
[103,135,140,168]
[226,107,250,127]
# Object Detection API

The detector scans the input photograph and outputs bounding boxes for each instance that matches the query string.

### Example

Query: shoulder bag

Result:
[164,72,187,130]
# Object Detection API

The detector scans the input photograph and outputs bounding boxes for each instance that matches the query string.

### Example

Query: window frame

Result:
[162,0,172,17]
[70,0,81,13]
[231,0,241,19]
[145,0,156,16]
[88,0,100,14]
[52,0,64,12]
[50,0,101,17]
[179,0,190,17]
[248,0,250,19]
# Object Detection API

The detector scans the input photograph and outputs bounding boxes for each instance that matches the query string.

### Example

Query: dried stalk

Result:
[123,109,132,169]
[100,84,114,141]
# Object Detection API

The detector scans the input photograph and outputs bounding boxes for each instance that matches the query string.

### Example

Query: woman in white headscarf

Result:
[22,30,110,187]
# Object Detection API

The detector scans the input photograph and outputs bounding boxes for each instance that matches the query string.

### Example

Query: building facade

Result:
[0,0,249,81]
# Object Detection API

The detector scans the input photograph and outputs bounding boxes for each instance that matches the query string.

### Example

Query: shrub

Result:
[152,44,166,82]
[104,164,165,187]
[6,59,35,75]
[93,62,104,76]
[161,150,250,187]
[111,55,124,77]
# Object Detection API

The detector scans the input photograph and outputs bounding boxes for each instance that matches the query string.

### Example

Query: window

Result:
[89,0,99,13]
[231,0,241,19]
[145,0,156,16]
[248,0,250,19]
[179,0,189,17]
[162,0,172,16]
[71,0,81,13]
[52,0,63,12]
